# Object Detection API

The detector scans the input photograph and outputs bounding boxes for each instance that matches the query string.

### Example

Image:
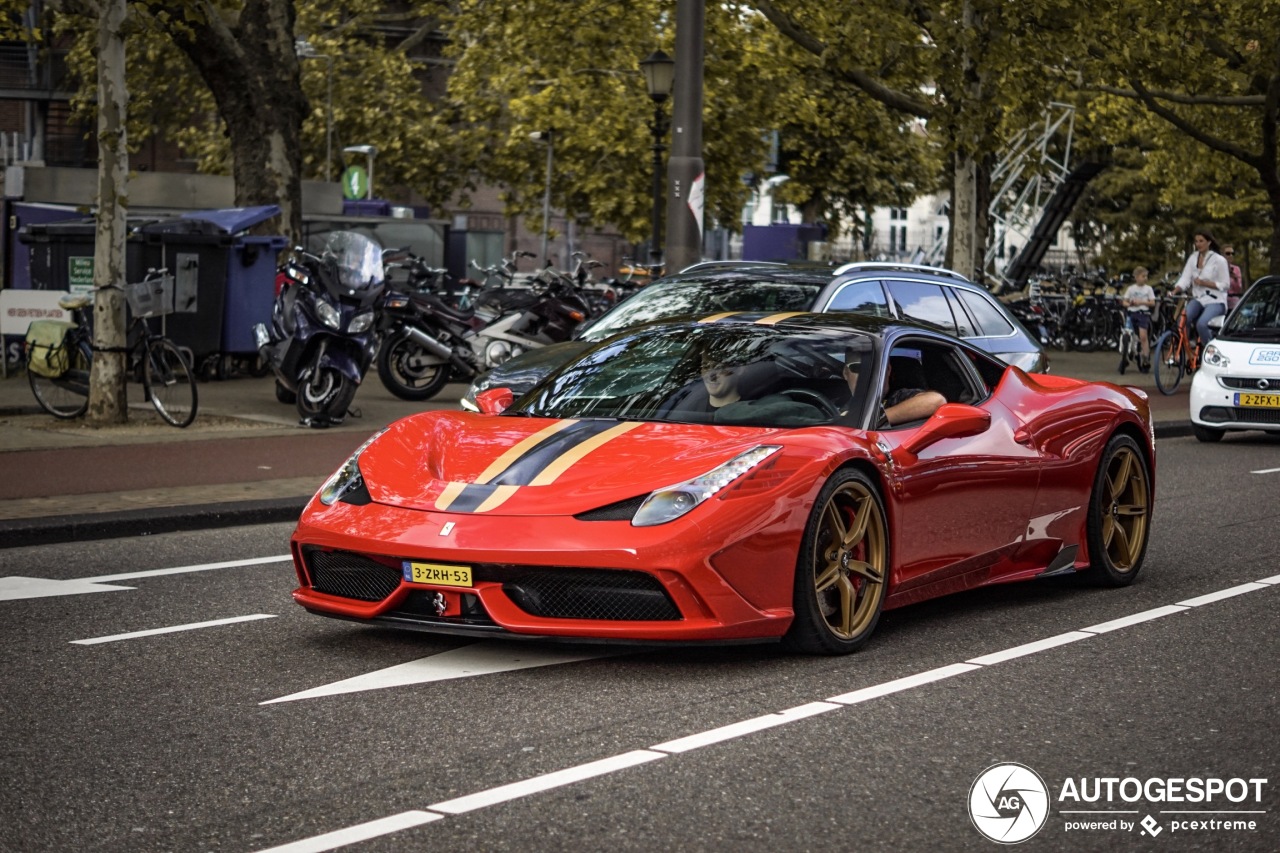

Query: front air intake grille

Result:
[503,569,681,621]
[574,494,648,521]
[305,549,401,601]
[1200,406,1280,425]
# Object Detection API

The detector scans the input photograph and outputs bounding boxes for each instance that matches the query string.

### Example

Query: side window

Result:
[956,288,1015,337]
[826,280,890,316]
[964,348,1009,394]
[943,287,977,338]
[885,280,958,334]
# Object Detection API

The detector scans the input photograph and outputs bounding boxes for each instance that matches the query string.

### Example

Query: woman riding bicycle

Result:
[1172,227,1231,352]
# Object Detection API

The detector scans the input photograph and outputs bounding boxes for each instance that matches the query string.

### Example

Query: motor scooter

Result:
[254,231,385,426]
[469,264,591,369]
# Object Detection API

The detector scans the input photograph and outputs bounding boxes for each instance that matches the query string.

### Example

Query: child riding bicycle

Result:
[1121,266,1156,372]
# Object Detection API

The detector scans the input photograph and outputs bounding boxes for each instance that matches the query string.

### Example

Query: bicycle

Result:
[1151,295,1200,395]
[25,268,199,427]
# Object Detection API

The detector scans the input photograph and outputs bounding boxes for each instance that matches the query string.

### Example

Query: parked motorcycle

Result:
[469,262,593,369]
[376,255,483,401]
[254,231,386,426]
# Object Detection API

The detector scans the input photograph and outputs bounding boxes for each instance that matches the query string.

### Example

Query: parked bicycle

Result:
[1152,294,1200,395]
[25,268,199,427]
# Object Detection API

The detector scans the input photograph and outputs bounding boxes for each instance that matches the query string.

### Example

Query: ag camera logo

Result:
[969,763,1050,844]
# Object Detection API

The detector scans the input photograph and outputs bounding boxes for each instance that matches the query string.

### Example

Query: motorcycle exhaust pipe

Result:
[405,326,455,359]
[404,326,478,378]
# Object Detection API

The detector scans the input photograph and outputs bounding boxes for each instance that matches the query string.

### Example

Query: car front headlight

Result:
[1201,344,1229,369]
[349,311,375,333]
[318,429,388,505]
[632,445,782,527]
[315,298,341,330]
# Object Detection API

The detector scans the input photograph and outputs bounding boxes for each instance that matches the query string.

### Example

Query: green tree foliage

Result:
[1072,0,1280,273]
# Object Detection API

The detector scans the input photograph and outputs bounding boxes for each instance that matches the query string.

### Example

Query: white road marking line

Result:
[70,614,277,646]
[253,574,1279,853]
[1258,574,1280,585]
[1080,605,1189,634]
[428,750,666,815]
[261,642,624,704]
[1250,466,1280,474]
[91,555,293,583]
[0,576,134,601]
[826,662,980,705]
[1177,582,1270,607]
[254,811,442,853]
[650,702,841,754]
[966,631,1094,666]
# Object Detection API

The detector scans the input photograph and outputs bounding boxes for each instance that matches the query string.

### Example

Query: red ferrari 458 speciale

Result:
[289,313,1155,654]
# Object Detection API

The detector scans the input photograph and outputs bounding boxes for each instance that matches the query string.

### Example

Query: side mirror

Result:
[1208,315,1224,331]
[898,403,991,459]
[475,387,514,415]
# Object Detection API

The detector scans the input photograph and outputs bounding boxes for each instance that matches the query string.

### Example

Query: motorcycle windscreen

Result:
[324,231,385,290]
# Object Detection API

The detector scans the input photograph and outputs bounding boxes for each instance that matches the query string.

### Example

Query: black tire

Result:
[783,468,890,655]
[1082,434,1151,586]
[28,337,92,419]
[376,330,451,401]
[274,379,296,404]
[1192,424,1225,443]
[1152,331,1183,395]
[297,364,356,423]
[144,338,198,428]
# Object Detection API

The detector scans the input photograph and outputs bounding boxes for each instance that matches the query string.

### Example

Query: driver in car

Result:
[844,347,946,427]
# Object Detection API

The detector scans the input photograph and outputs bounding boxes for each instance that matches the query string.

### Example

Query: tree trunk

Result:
[949,152,980,280]
[162,0,308,240]
[86,0,129,426]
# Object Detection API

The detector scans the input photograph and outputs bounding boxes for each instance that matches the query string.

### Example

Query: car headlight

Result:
[318,429,388,505]
[315,298,341,330]
[1201,344,1229,369]
[349,311,375,334]
[632,445,782,527]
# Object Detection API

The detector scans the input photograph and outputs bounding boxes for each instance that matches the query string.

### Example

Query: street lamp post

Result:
[295,38,334,182]
[530,130,554,262]
[640,49,674,267]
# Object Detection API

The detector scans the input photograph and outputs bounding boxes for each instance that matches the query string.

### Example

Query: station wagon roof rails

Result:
[832,261,969,281]
[679,260,790,272]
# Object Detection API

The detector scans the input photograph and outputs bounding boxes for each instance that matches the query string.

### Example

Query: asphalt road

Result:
[2,434,1278,853]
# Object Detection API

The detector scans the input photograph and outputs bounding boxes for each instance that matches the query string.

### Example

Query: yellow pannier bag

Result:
[25,319,77,378]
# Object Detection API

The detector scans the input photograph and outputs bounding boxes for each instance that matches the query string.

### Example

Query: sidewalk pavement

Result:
[0,349,1193,548]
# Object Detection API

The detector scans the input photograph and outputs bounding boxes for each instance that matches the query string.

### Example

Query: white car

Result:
[1190,275,1280,442]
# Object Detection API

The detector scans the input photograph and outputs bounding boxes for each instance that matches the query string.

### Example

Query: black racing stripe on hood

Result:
[487,419,623,487]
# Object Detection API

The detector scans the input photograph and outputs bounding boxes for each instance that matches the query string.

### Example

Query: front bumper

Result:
[289,497,802,643]
[1189,369,1280,432]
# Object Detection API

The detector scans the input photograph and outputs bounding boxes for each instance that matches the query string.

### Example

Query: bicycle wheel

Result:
[1153,330,1184,395]
[28,337,92,418]
[144,338,198,427]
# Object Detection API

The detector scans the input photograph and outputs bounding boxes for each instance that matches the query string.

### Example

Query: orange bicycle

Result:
[1152,294,1200,395]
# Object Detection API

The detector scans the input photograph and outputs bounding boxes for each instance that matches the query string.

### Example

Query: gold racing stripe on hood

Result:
[697,312,740,323]
[476,418,578,484]
[755,311,807,325]
[434,480,467,511]
[527,421,645,486]
[472,484,520,513]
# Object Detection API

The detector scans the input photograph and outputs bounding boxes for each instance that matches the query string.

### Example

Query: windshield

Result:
[1222,279,1280,339]
[323,231,384,291]
[580,276,822,342]
[512,323,874,428]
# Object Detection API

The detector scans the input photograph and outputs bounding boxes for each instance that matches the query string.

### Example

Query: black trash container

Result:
[19,218,157,294]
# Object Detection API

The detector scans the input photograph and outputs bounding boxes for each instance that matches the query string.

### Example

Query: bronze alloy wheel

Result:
[785,469,890,654]
[1085,434,1151,586]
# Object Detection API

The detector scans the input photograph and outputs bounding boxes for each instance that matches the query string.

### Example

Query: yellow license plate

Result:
[402,560,473,588]
[1235,393,1280,409]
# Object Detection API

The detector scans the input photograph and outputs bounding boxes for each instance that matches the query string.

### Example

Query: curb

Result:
[0,496,308,550]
